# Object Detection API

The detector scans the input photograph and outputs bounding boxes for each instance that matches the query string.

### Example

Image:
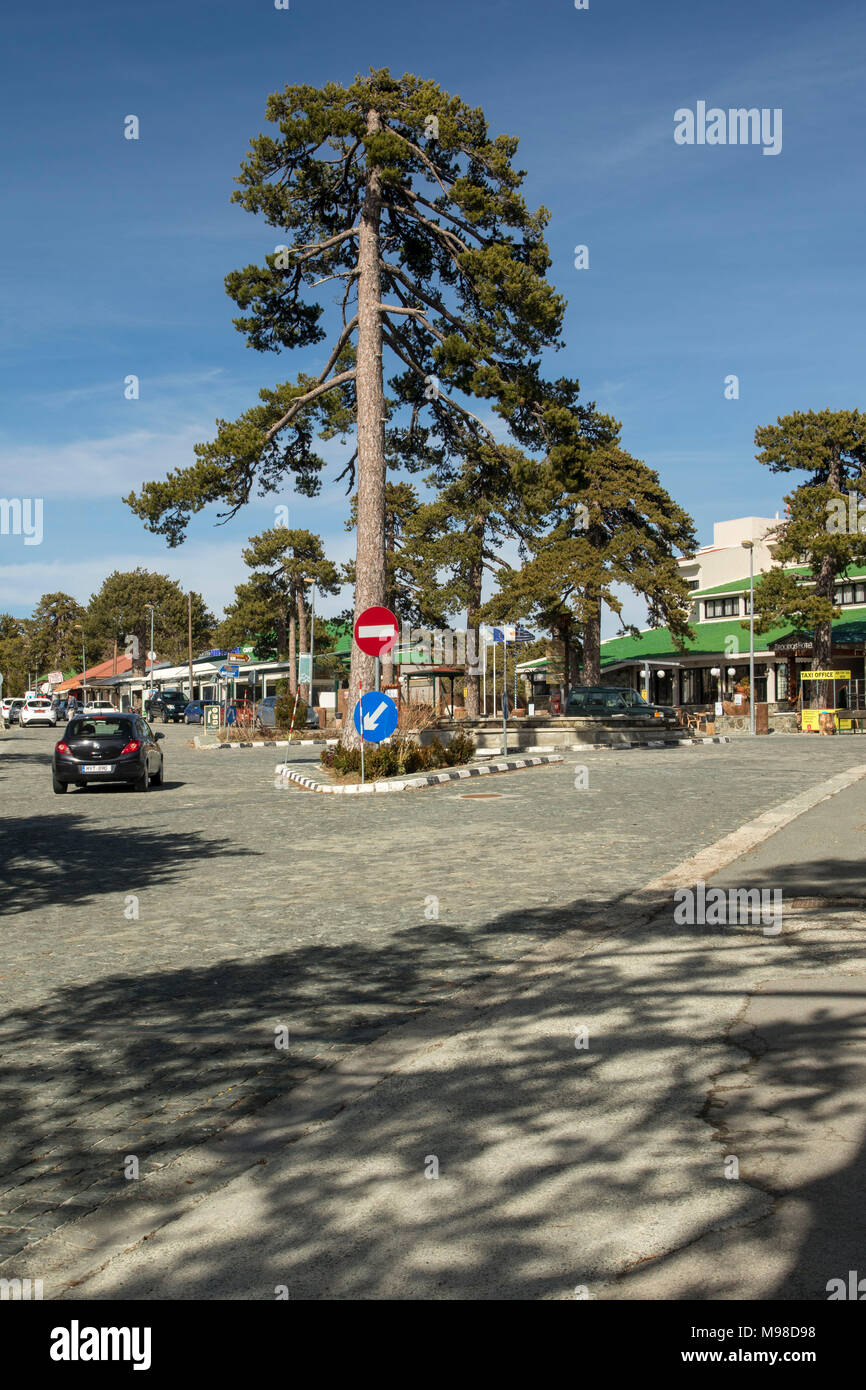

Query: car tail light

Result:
[120,739,141,754]
[56,741,70,755]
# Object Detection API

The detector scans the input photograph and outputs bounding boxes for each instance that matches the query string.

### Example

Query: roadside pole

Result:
[187,592,194,704]
[308,582,315,708]
[502,634,508,756]
[482,632,487,716]
[359,679,365,786]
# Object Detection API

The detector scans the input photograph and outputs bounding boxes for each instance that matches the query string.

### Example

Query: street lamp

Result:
[741,540,756,736]
[710,667,722,709]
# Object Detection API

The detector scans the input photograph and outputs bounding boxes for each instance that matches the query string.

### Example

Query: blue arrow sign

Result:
[353,691,399,743]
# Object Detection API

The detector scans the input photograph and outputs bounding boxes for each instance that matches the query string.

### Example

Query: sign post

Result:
[353,606,399,778]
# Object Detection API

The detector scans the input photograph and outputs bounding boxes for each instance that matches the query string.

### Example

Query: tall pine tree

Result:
[125,69,564,743]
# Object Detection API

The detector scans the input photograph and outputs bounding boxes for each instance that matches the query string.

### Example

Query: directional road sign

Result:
[354,605,399,657]
[353,690,399,742]
[219,664,240,677]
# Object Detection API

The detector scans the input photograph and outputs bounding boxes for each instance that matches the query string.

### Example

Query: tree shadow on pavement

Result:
[0,813,252,919]
[3,857,866,1300]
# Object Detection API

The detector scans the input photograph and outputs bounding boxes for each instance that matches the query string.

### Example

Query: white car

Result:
[80,700,118,715]
[20,698,58,727]
[1,697,25,727]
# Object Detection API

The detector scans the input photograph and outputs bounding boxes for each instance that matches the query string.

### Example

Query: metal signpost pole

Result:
[188,592,194,703]
[359,679,365,786]
[502,635,508,756]
[308,582,315,709]
[492,639,496,720]
[482,633,487,716]
[749,543,756,736]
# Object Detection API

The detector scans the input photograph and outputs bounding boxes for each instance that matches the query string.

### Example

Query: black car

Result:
[52,714,165,793]
[564,686,679,725]
[145,689,188,723]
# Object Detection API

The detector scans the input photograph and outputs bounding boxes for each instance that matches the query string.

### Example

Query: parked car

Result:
[146,689,189,723]
[20,698,58,727]
[183,699,223,725]
[52,713,164,793]
[80,700,118,715]
[564,686,679,726]
[255,696,319,731]
[1,697,25,727]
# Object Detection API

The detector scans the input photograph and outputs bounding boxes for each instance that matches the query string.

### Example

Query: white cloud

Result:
[0,425,208,500]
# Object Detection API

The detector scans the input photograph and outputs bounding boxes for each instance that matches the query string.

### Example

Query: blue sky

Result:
[1,0,864,636]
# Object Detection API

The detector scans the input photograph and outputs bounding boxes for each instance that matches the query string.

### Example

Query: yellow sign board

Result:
[802,709,852,731]
[800,670,851,680]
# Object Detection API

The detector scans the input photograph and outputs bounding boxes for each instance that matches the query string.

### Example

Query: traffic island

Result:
[273,754,564,794]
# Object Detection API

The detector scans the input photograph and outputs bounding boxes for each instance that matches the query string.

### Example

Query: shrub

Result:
[320,730,475,781]
[274,679,306,733]
[397,702,437,731]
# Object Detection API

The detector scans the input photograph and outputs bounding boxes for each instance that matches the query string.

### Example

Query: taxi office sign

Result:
[800,670,851,680]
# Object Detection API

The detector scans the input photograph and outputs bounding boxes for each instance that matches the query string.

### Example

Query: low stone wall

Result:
[419,717,686,751]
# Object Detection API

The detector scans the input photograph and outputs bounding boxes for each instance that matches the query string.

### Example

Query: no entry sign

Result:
[354,605,399,658]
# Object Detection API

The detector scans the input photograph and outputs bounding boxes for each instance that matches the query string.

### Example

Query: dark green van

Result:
[564,686,678,725]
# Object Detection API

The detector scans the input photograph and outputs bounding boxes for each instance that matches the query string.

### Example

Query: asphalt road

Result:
[2,722,866,1294]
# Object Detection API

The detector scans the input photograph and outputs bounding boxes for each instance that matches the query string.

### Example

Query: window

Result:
[835,583,866,605]
[704,597,740,618]
[686,580,700,591]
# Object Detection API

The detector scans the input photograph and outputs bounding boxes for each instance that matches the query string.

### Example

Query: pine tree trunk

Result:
[276,613,287,663]
[288,611,297,695]
[343,111,387,747]
[464,529,484,718]
[582,593,602,684]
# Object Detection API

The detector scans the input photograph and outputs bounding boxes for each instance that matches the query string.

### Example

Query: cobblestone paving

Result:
[1,724,864,1261]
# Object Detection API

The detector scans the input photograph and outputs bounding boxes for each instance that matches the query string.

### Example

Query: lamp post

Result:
[741,540,756,735]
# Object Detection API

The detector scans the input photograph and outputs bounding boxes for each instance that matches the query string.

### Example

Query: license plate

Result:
[81,764,115,773]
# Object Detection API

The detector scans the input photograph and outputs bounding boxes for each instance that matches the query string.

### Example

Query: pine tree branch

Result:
[400,189,485,245]
[264,367,356,442]
[379,261,466,334]
[292,227,361,262]
[381,326,492,436]
[335,450,358,493]
[386,129,455,198]
[383,198,467,264]
[379,304,447,344]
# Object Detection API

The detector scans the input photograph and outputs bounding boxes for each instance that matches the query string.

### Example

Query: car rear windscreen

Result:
[67,718,135,738]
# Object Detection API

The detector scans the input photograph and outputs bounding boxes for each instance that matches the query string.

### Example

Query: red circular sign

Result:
[354,605,399,657]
